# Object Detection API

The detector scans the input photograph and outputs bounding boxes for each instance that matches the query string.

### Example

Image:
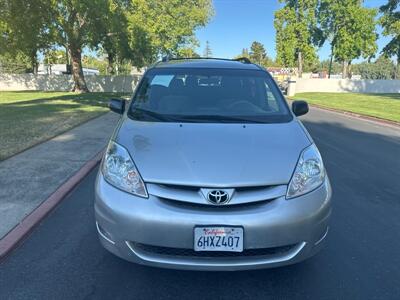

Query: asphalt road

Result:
[1,108,400,300]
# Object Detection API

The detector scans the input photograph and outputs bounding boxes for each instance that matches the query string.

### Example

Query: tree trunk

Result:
[328,44,334,79]
[396,55,400,80]
[342,61,348,79]
[107,53,115,75]
[69,45,89,93]
[65,46,71,74]
[348,61,352,79]
[31,50,38,74]
[297,51,303,78]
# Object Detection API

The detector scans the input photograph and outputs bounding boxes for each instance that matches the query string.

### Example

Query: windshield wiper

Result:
[131,108,175,122]
[177,115,265,123]
[131,110,265,123]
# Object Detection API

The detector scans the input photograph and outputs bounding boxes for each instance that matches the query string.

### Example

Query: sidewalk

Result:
[0,112,120,240]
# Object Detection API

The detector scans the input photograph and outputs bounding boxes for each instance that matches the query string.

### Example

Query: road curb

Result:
[0,149,104,261]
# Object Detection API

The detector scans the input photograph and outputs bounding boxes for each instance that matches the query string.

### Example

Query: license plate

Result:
[194,226,243,252]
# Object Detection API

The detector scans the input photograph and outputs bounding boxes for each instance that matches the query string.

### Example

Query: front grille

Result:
[147,182,287,207]
[130,242,296,258]
[158,196,270,209]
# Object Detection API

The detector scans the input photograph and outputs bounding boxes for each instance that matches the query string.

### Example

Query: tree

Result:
[240,48,250,58]
[319,0,378,78]
[126,0,213,66]
[0,52,32,73]
[354,55,397,79]
[177,47,201,58]
[176,36,201,57]
[249,41,267,65]
[274,0,321,77]
[319,59,342,75]
[380,0,400,78]
[1,0,213,90]
[203,40,212,58]
[47,0,115,92]
[91,0,132,75]
[0,0,53,73]
[44,49,67,65]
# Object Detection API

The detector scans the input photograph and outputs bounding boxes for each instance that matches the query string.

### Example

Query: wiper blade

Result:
[178,115,265,123]
[131,108,174,122]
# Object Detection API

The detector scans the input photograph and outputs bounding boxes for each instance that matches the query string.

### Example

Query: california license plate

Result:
[194,226,243,252]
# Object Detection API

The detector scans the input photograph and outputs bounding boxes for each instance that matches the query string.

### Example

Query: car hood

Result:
[115,118,311,187]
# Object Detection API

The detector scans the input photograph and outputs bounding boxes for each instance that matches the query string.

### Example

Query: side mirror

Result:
[292,100,309,117]
[109,98,125,114]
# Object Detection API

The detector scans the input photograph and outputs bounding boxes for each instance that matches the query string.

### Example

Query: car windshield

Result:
[129,68,292,123]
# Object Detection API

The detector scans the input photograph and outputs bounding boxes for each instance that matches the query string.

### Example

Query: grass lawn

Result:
[292,93,400,123]
[0,91,129,160]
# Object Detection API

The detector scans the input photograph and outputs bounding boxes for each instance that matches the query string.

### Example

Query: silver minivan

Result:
[95,58,332,271]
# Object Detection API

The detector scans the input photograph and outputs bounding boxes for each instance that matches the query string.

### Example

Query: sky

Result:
[195,0,392,62]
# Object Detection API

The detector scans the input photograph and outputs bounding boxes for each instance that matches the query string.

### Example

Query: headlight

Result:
[287,144,326,199]
[102,141,148,198]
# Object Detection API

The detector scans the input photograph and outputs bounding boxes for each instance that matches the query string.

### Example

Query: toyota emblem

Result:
[207,190,230,204]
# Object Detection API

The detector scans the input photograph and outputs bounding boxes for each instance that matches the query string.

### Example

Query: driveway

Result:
[0,107,399,300]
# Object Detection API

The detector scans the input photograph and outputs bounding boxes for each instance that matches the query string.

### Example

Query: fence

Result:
[287,78,400,96]
[0,74,142,93]
[1,74,400,95]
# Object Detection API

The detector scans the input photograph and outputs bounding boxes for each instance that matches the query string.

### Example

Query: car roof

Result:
[152,58,263,70]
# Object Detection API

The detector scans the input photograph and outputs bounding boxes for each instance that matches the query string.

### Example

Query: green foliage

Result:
[127,0,213,65]
[353,55,397,79]
[240,48,250,58]
[82,55,108,75]
[319,59,342,74]
[46,0,113,91]
[249,41,267,65]
[274,0,320,74]
[0,52,32,73]
[90,0,132,74]
[235,42,273,67]
[319,0,378,78]
[379,0,400,77]
[177,46,200,58]
[44,49,67,65]
[1,0,213,91]
[0,0,53,72]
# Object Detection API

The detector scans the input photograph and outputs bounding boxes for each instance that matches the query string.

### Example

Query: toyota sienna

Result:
[95,57,332,271]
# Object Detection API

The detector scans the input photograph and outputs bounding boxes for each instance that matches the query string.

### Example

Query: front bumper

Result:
[94,173,332,271]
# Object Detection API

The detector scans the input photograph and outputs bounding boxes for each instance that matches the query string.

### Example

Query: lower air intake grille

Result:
[130,242,296,258]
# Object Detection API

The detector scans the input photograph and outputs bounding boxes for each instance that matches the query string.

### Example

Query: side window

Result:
[264,81,279,112]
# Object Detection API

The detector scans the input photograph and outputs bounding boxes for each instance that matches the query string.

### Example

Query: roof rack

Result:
[160,56,252,64]
[233,57,251,64]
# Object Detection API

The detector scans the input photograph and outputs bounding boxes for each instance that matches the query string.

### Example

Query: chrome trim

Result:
[315,226,329,246]
[96,222,115,245]
[147,183,287,206]
[125,241,306,267]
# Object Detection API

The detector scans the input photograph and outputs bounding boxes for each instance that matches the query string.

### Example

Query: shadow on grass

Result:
[2,92,130,108]
[0,92,129,160]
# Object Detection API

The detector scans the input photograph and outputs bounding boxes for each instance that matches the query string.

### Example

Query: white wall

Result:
[2,74,399,95]
[294,78,400,94]
[0,74,141,93]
